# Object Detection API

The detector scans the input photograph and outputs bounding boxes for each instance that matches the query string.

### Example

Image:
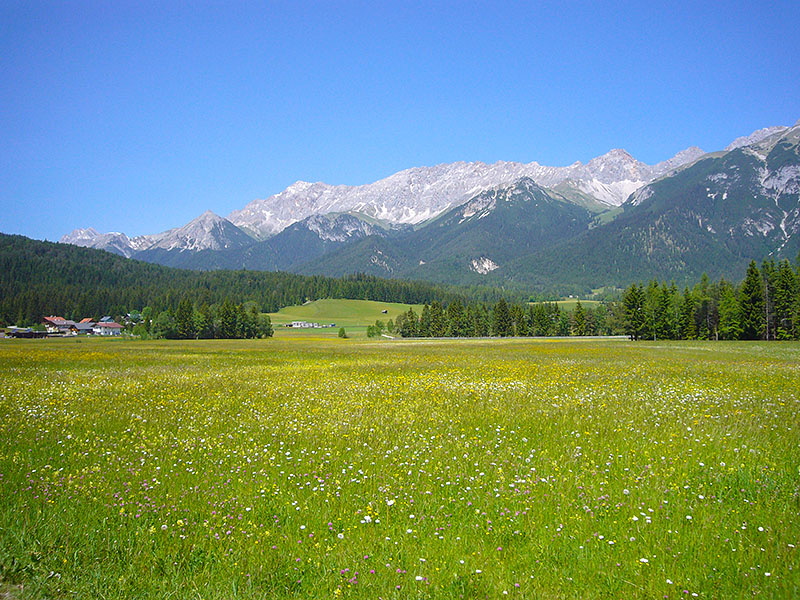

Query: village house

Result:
[71,322,95,335]
[39,315,123,336]
[92,321,123,336]
[42,316,77,335]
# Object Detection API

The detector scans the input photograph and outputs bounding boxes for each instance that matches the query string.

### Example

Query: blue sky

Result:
[2,1,799,241]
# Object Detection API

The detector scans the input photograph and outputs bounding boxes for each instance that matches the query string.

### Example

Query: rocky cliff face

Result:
[227,146,705,239]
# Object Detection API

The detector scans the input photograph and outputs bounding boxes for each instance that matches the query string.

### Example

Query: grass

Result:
[268,299,423,338]
[549,299,602,310]
[0,337,798,598]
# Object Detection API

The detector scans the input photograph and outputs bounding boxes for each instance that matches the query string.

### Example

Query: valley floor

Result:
[0,338,798,598]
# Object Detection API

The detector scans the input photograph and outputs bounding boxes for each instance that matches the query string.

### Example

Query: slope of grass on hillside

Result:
[268,298,423,327]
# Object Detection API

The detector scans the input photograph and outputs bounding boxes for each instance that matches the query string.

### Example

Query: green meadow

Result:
[268,299,422,337]
[0,337,798,598]
[550,299,602,311]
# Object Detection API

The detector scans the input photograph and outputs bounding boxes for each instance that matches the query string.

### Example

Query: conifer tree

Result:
[429,301,447,337]
[773,259,797,339]
[195,304,214,339]
[572,301,587,336]
[397,308,419,338]
[557,311,572,336]
[643,280,660,340]
[217,298,238,339]
[468,304,490,337]
[761,259,777,340]
[258,313,273,338]
[175,297,196,339]
[419,304,432,337]
[717,279,742,340]
[492,298,512,337]
[446,300,466,337]
[623,284,645,340]
[678,287,696,340]
[739,261,765,340]
[695,274,720,339]
[509,303,529,336]
[655,283,674,340]
[793,261,800,339]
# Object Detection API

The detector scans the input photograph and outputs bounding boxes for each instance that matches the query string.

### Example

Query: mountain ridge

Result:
[56,120,800,293]
[63,139,722,252]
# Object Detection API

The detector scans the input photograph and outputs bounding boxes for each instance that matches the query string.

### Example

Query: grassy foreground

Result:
[0,338,798,598]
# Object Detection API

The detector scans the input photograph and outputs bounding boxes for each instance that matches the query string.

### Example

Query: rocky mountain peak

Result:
[185,210,228,231]
[725,126,790,151]
[144,211,252,252]
[585,149,645,182]
[61,227,101,243]
[60,228,138,258]
[667,146,705,163]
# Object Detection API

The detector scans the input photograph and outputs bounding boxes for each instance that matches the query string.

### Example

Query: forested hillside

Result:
[0,234,509,325]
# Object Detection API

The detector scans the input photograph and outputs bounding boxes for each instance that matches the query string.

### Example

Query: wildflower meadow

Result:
[0,338,798,598]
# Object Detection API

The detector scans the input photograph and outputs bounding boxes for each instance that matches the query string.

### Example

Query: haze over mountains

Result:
[60,121,800,292]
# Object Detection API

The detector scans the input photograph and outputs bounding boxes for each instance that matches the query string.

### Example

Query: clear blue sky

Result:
[2,1,799,241]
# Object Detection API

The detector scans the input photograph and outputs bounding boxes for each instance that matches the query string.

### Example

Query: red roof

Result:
[80,317,94,323]
[95,322,123,328]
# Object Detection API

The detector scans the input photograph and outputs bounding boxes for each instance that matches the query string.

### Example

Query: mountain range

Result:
[60,121,800,293]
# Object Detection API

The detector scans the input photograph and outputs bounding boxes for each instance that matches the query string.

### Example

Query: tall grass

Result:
[0,338,798,598]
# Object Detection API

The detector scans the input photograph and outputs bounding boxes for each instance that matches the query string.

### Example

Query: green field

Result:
[552,299,602,311]
[1,337,798,598]
[268,299,423,337]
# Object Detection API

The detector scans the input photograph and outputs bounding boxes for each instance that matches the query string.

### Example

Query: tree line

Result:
[385,298,615,338]
[389,259,800,341]
[141,298,274,340]
[621,259,800,341]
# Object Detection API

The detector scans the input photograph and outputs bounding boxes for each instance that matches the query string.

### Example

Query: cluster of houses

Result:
[43,315,124,336]
[4,316,125,338]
